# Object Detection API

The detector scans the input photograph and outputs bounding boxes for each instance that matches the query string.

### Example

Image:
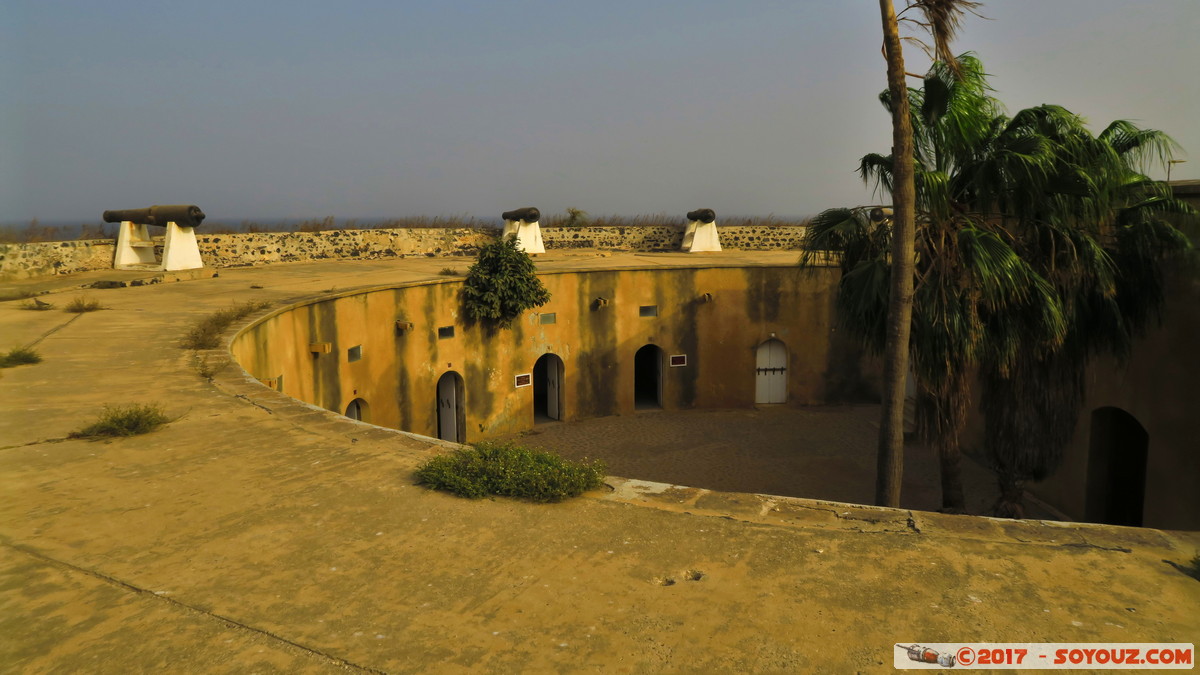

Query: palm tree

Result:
[977,118,1193,517]
[872,0,981,508]
[873,0,918,508]
[803,53,1192,514]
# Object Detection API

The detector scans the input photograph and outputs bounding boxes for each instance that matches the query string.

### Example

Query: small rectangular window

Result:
[639,305,658,317]
[438,326,455,339]
[347,345,362,362]
[515,373,532,388]
[670,354,687,367]
[539,312,557,325]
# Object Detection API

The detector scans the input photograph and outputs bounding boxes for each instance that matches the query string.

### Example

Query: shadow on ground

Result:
[505,404,1049,518]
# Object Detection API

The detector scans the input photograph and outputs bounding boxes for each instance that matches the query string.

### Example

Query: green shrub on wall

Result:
[462,235,550,328]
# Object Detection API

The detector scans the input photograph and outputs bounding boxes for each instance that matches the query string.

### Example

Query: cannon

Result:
[682,208,721,252]
[103,204,206,229]
[499,206,544,253]
[109,204,206,271]
[501,207,540,224]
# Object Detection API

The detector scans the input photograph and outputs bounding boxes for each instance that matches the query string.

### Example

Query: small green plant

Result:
[181,300,272,350]
[415,441,606,502]
[0,346,42,368]
[439,267,459,276]
[1177,553,1200,582]
[64,296,105,313]
[462,235,550,328]
[192,353,226,379]
[69,404,170,439]
[20,298,54,311]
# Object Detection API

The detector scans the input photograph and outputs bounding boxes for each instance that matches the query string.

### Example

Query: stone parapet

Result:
[1,225,808,280]
[0,239,117,280]
[194,228,494,268]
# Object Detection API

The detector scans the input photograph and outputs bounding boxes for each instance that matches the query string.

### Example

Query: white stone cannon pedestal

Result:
[500,206,545,254]
[106,204,206,271]
[682,208,721,252]
[114,221,204,271]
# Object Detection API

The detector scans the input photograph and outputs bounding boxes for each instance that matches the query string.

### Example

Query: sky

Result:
[2,1,1197,224]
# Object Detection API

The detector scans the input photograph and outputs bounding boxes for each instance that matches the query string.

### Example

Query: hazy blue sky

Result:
[2,1,1197,223]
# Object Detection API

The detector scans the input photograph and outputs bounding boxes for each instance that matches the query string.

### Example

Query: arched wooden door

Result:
[436,371,464,443]
[755,339,787,404]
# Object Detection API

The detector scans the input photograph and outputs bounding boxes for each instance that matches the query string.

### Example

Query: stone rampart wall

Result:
[1,225,807,280]
[0,239,117,280]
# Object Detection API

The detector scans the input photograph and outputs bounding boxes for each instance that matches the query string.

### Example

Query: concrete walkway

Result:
[2,253,1197,674]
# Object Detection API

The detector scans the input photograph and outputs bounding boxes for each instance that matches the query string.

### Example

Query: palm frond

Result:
[858,153,896,198]
[1098,120,1182,172]
[902,0,985,77]
[836,258,892,354]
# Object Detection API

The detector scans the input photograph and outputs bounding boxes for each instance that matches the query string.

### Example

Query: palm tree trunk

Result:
[993,471,1026,519]
[916,386,969,512]
[874,0,918,508]
[936,438,966,512]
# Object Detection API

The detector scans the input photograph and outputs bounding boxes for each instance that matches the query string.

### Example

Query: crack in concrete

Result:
[1061,540,1132,553]
[787,502,916,528]
[24,313,82,349]
[3,541,384,674]
[234,393,275,414]
[1008,535,1132,553]
[0,437,70,451]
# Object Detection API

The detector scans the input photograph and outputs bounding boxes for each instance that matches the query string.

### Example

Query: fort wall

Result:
[231,264,878,442]
[0,225,809,280]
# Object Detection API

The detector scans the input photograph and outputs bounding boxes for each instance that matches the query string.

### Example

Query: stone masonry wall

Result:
[0,239,118,280]
[1,225,807,280]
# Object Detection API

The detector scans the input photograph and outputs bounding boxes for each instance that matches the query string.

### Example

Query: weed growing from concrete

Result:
[439,267,459,276]
[0,346,42,367]
[69,404,170,439]
[181,300,271,350]
[192,353,227,379]
[415,441,606,502]
[64,296,105,313]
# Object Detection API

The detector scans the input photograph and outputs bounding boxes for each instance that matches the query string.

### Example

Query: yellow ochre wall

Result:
[231,264,878,442]
[1027,272,1200,532]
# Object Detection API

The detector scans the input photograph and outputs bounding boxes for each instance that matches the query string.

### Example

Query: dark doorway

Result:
[634,344,663,410]
[345,398,369,422]
[533,353,564,423]
[436,371,465,443]
[1085,407,1149,527]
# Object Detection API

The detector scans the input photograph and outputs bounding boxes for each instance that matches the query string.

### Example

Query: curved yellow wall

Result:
[231,264,878,442]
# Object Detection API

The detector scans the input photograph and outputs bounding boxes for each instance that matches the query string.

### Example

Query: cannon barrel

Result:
[501,207,540,223]
[102,204,206,228]
[687,208,716,224]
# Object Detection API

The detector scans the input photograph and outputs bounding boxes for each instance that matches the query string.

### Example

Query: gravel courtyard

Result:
[504,404,1038,517]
